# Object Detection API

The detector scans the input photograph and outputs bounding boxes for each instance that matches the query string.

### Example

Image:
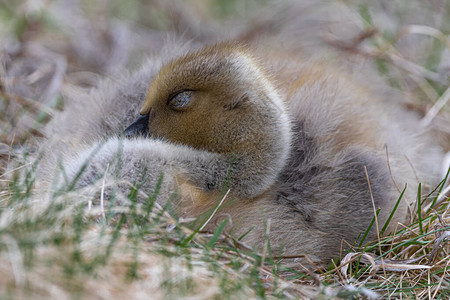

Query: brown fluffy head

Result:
[126,43,292,198]
[139,43,291,158]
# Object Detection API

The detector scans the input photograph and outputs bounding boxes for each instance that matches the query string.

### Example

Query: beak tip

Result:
[122,113,150,138]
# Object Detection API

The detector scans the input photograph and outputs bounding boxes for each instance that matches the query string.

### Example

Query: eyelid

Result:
[167,90,193,109]
[167,90,193,102]
[167,91,182,105]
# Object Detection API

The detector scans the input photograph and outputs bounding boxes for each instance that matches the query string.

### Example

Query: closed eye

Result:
[168,90,193,110]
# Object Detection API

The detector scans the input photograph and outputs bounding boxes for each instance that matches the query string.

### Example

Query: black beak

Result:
[123,113,150,138]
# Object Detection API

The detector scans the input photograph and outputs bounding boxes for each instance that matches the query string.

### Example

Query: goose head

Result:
[124,43,292,198]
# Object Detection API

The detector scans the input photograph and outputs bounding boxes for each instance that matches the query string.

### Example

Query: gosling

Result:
[48,43,442,267]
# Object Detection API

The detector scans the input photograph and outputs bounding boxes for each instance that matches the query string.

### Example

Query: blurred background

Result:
[1,0,449,167]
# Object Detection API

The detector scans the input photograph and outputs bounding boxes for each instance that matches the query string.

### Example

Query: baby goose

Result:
[66,43,290,197]
[55,43,442,267]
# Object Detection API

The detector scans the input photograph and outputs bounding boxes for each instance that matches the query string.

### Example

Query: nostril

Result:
[123,113,150,138]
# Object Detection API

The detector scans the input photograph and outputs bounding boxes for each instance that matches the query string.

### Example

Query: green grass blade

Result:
[179,190,229,247]
[207,219,228,248]
[358,208,380,248]
[381,184,407,235]
[238,226,255,241]
[417,183,424,235]
[427,166,450,214]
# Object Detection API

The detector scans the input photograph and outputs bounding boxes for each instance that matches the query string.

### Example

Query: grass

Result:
[8,164,448,299]
[1,0,450,299]
[0,165,301,298]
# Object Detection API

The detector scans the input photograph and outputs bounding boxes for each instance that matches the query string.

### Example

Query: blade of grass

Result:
[417,183,424,234]
[377,226,450,259]
[358,208,380,248]
[143,172,164,221]
[426,167,450,214]
[179,189,229,247]
[238,226,255,241]
[207,219,228,248]
[61,142,104,193]
[381,184,407,235]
